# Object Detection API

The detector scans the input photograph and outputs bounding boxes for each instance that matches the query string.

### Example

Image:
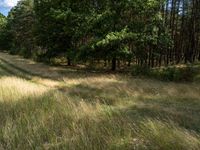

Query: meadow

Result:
[0,52,200,150]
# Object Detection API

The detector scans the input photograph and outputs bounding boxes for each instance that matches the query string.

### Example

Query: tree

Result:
[0,13,10,50]
[7,0,36,58]
[0,0,199,70]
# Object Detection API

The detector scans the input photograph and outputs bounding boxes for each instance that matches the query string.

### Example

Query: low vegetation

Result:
[132,64,200,82]
[1,52,200,149]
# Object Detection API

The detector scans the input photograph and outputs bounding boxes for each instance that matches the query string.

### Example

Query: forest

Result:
[0,0,200,149]
[0,0,199,71]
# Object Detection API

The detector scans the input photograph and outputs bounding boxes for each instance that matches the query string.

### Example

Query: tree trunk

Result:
[67,57,71,66]
[111,57,116,71]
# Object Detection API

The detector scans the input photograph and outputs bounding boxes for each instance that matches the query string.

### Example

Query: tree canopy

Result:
[0,0,199,70]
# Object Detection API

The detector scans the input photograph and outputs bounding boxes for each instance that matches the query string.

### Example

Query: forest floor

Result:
[0,52,200,150]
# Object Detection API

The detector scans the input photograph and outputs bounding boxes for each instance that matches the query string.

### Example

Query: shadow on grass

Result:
[0,56,120,81]
[57,78,200,131]
[0,89,136,150]
[119,96,200,133]
[0,90,76,149]
[1,86,200,149]
[65,83,130,105]
[57,79,200,134]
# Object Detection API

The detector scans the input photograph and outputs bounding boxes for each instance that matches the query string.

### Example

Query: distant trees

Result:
[0,13,10,50]
[7,0,36,58]
[164,0,200,64]
[33,0,171,70]
[0,0,199,70]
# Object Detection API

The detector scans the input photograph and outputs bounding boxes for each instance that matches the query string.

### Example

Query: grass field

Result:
[0,52,200,150]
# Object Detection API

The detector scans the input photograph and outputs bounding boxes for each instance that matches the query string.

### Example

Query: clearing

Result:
[0,52,200,150]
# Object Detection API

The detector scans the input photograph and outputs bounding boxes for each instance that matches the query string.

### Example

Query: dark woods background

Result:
[0,0,199,71]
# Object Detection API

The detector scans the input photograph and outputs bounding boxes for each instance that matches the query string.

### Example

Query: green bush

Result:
[157,67,176,81]
[19,48,32,58]
[177,67,196,81]
[132,65,197,82]
[131,65,151,76]
[157,67,196,82]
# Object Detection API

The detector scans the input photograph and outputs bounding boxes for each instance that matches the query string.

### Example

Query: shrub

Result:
[156,66,196,82]
[157,67,176,81]
[131,65,151,76]
[19,48,32,58]
[132,65,197,82]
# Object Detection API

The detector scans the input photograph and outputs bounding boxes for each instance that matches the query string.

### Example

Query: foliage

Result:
[0,0,199,70]
[151,66,197,82]
[0,13,10,50]
[6,0,37,58]
[0,0,175,70]
[131,65,151,76]
[132,65,198,82]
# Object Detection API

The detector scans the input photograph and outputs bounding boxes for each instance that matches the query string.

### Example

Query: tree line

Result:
[0,0,199,70]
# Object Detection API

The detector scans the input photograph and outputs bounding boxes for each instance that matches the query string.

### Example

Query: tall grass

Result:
[0,53,200,149]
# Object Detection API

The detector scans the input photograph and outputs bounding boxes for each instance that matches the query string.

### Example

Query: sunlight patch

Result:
[0,77,48,101]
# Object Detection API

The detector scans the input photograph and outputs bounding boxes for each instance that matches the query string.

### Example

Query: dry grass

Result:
[0,52,200,150]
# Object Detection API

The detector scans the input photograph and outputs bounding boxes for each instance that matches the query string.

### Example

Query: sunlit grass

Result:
[0,77,48,102]
[0,52,200,149]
